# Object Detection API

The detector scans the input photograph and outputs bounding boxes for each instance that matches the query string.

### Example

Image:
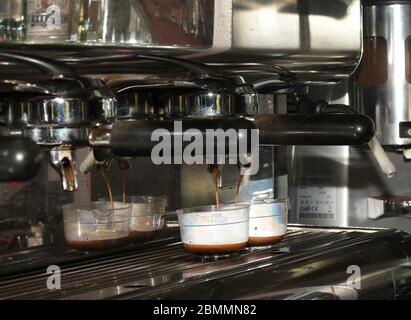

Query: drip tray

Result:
[0,225,411,300]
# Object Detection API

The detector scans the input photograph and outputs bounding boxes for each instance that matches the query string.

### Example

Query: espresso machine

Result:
[0,0,411,300]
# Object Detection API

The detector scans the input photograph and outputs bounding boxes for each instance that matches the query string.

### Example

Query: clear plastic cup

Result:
[177,204,249,255]
[127,196,168,241]
[62,201,132,250]
[101,196,168,242]
[241,199,289,246]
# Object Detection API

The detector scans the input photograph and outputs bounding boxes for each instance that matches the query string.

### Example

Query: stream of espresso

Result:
[98,165,114,210]
[121,168,128,204]
[211,165,220,208]
[235,174,244,203]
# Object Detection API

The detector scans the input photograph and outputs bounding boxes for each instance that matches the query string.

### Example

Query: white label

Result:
[297,176,336,220]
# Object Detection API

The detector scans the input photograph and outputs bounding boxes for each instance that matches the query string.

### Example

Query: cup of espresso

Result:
[128,196,168,241]
[101,196,168,242]
[177,204,250,255]
[242,198,289,246]
[62,201,132,250]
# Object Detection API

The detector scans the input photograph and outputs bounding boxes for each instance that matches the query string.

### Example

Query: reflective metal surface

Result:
[289,143,411,234]
[0,0,362,83]
[356,2,411,146]
[0,0,364,195]
[180,94,288,209]
[289,80,411,234]
[112,77,259,118]
[0,51,117,190]
[288,81,352,227]
[49,145,78,192]
[0,226,410,300]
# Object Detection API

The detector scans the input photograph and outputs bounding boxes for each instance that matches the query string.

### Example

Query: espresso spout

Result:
[49,146,78,192]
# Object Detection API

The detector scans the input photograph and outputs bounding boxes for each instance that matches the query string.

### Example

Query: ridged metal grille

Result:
[0,226,410,300]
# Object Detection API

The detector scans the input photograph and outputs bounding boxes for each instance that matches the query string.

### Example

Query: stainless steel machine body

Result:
[290,1,411,234]
[356,0,411,147]
[0,0,361,82]
[289,143,411,233]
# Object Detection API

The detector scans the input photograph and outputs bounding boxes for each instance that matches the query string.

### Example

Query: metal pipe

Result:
[0,52,75,77]
[368,136,396,178]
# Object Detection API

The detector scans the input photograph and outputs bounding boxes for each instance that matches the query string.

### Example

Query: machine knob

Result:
[0,136,43,182]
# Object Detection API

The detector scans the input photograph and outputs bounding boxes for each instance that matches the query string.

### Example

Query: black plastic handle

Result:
[109,113,375,157]
[110,117,255,157]
[255,113,375,146]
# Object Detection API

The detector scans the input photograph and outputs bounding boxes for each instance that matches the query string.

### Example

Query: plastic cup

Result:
[101,196,168,242]
[177,204,249,255]
[242,199,289,246]
[62,201,131,250]
[127,196,168,241]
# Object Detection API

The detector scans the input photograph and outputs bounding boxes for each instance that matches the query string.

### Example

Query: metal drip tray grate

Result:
[0,226,411,300]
